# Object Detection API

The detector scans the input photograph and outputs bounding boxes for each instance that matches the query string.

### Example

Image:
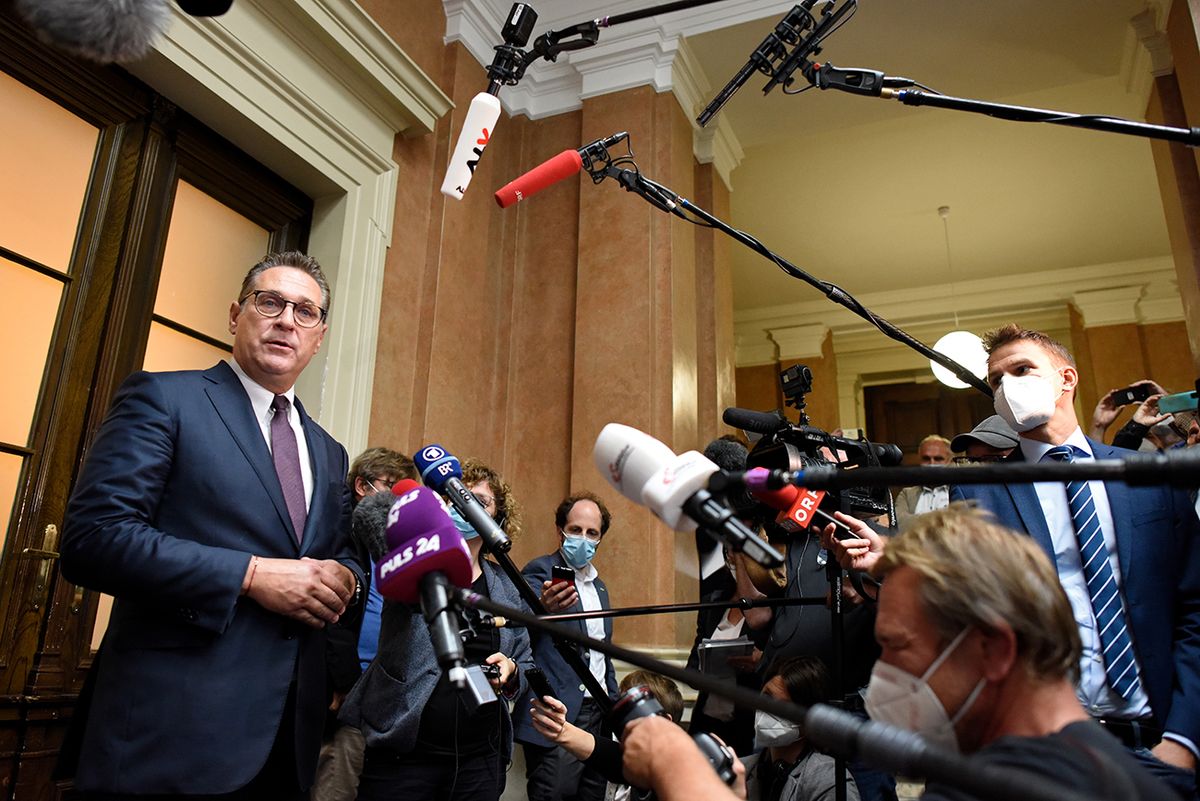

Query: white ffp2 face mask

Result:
[993,373,1059,433]
[753,710,801,750]
[863,627,986,753]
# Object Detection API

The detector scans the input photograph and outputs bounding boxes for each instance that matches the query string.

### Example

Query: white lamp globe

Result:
[930,330,986,389]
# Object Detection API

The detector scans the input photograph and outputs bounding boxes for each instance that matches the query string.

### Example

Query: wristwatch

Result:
[349,573,364,608]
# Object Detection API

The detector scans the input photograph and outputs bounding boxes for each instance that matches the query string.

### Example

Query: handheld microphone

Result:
[413,444,512,553]
[376,480,474,688]
[441,3,538,200]
[441,92,503,200]
[494,132,629,208]
[593,424,784,568]
[749,476,830,535]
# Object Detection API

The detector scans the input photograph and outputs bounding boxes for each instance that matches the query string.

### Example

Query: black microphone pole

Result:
[588,157,992,396]
[753,451,1200,490]
[455,590,1097,801]
[537,594,828,624]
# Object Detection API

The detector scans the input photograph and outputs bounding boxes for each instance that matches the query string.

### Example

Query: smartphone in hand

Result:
[526,666,557,701]
[550,565,575,586]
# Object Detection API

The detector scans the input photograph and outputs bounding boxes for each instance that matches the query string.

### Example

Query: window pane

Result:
[143,322,229,374]
[0,71,98,273]
[0,258,64,445]
[0,453,21,555]
[156,181,270,344]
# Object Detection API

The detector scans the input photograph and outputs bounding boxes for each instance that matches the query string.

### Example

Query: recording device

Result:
[525,666,558,701]
[459,664,501,713]
[376,480,475,689]
[480,662,502,680]
[440,3,537,200]
[413,444,512,553]
[609,685,737,786]
[593,424,784,568]
[724,365,902,519]
[551,565,575,586]
[1112,383,1154,406]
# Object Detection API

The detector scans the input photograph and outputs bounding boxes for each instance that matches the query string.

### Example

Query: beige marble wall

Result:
[359,5,738,649]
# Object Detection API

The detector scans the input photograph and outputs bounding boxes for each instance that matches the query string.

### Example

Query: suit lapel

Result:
[203,362,297,552]
[1004,450,1055,558]
[596,579,612,642]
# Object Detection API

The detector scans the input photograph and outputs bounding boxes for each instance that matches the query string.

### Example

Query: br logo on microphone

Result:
[421,446,446,462]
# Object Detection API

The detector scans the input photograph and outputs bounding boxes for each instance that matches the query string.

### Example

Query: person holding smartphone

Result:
[513,492,619,801]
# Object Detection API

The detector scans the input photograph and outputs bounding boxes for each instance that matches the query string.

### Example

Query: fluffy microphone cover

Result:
[353,490,394,563]
[15,0,171,64]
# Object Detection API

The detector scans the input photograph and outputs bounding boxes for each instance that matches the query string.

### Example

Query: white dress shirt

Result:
[228,358,313,510]
[564,554,609,696]
[1020,429,1150,720]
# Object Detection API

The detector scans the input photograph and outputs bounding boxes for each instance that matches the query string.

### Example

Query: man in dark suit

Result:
[514,492,619,801]
[947,325,1200,797]
[61,251,364,800]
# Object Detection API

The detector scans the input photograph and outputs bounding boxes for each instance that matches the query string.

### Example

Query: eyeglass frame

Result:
[241,289,328,328]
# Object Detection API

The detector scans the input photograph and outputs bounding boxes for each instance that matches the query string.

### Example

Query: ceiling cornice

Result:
[733,256,1182,366]
[441,0,769,183]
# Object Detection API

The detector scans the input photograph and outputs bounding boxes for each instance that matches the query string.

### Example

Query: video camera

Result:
[725,364,902,519]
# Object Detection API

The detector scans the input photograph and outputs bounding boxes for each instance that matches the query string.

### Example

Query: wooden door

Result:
[0,11,312,798]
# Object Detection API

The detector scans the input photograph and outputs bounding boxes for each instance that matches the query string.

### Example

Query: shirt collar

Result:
[1019,426,1092,463]
[227,357,295,422]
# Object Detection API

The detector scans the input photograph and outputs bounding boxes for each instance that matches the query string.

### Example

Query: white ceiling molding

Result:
[674,39,745,190]
[1138,277,1186,324]
[1129,4,1174,80]
[735,332,778,367]
[1071,285,1145,327]
[442,0,781,129]
[735,256,1177,342]
[769,323,828,361]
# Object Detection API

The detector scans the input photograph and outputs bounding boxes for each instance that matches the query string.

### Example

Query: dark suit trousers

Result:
[524,699,608,801]
[82,682,305,801]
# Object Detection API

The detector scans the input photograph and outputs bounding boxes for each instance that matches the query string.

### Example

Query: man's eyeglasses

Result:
[242,289,327,328]
[367,477,394,495]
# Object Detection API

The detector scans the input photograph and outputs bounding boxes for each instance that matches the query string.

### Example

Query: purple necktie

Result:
[271,394,306,543]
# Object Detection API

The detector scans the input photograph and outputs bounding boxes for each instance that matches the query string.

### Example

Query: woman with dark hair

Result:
[339,458,534,801]
[742,656,860,801]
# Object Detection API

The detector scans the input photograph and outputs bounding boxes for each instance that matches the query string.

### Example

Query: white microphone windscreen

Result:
[15,0,171,64]
[640,451,719,531]
[593,423,676,504]
[441,92,503,200]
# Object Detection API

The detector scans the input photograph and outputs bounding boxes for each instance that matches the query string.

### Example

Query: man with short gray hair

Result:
[62,251,362,800]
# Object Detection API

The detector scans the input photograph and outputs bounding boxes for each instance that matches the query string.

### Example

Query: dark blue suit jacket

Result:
[61,362,360,794]
[512,551,619,748]
[951,438,1200,747]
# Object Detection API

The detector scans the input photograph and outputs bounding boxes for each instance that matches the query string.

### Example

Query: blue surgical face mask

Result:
[560,534,597,569]
[448,507,479,540]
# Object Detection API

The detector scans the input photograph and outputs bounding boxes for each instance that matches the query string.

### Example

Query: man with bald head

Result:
[62,252,363,800]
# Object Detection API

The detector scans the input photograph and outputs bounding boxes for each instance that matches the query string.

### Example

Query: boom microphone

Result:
[376,480,474,687]
[494,131,629,208]
[413,444,512,553]
[593,424,784,568]
[15,0,171,63]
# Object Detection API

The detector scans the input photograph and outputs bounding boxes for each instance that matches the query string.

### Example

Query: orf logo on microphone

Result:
[421,446,445,462]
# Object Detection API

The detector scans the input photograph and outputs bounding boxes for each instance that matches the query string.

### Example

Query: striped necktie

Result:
[1044,445,1141,700]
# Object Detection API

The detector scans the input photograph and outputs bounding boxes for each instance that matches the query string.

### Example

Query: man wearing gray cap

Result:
[950,415,1019,463]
